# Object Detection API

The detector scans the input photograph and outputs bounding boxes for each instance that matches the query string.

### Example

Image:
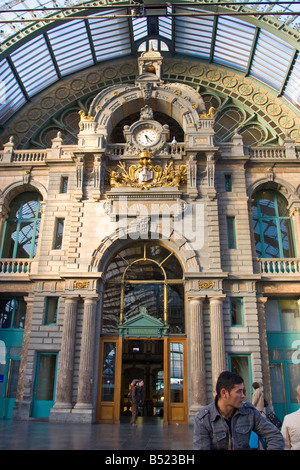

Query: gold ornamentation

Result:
[78,110,95,121]
[74,280,89,289]
[200,107,216,119]
[108,149,186,189]
[199,280,215,289]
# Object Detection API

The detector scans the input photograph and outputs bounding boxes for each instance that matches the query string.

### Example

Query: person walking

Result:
[252,382,265,413]
[130,380,144,426]
[193,371,285,450]
[281,385,300,450]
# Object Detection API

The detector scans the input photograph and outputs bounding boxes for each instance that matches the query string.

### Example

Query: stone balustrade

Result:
[259,258,300,275]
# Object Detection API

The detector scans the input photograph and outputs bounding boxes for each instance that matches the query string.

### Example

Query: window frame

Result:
[230,297,244,327]
[53,218,64,250]
[227,216,237,249]
[0,192,42,259]
[252,190,296,258]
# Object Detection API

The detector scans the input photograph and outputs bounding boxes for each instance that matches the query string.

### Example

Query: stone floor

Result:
[0,417,194,450]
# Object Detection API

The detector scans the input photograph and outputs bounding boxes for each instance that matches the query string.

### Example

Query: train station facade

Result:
[1,9,300,425]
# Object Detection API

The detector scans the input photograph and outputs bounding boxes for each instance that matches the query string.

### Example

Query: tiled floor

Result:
[0,417,194,450]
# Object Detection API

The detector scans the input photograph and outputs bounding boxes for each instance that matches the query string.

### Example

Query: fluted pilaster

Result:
[53,296,79,408]
[209,295,226,396]
[75,295,98,409]
[189,296,207,413]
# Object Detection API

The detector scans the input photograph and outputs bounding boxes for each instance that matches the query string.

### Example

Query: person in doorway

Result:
[252,382,265,412]
[281,384,300,450]
[193,371,285,450]
[130,380,144,426]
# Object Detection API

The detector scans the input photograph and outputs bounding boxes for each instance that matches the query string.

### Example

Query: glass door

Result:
[0,357,20,419]
[31,353,57,418]
[97,337,122,423]
[165,338,187,424]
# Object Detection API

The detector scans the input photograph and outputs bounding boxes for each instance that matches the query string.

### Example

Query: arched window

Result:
[0,192,42,259]
[252,190,296,258]
[102,242,184,335]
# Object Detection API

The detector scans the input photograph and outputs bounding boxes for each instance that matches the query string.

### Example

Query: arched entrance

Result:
[96,241,188,424]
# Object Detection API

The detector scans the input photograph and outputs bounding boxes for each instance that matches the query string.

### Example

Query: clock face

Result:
[135,128,159,147]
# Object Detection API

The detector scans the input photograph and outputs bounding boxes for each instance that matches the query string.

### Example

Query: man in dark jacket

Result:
[130,380,144,426]
[193,371,285,450]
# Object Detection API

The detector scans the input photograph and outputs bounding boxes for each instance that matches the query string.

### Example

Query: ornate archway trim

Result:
[247,176,297,203]
[2,56,300,149]
[89,227,200,276]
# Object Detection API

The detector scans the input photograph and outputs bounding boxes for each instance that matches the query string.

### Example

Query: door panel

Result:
[167,339,187,424]
[97,337,188,424]
[0,358,20,419]
[31,353,57,418]
[97,337,122,423]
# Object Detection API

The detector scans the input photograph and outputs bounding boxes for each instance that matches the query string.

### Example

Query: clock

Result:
[135,128,159,147]
[123,109,169,153]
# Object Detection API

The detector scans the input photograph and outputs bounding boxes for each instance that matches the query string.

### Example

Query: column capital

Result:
[23,295,35,305]
[188,295,206,304]
[256,296,268,306]
[81,294,99,302]
[208,294,226,303]
[62,294,80,301]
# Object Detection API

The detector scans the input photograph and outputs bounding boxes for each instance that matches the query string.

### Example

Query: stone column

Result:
[74,295,98,414]
[209,295,226,396]
[257,296,272,407]
[189,296,207,416]
[52,296,79,411]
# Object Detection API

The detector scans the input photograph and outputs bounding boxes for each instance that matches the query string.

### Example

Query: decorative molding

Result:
[2,57,300,149]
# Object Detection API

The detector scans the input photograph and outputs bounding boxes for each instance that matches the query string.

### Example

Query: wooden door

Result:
[164,338,188,424]
[96,337,122,423]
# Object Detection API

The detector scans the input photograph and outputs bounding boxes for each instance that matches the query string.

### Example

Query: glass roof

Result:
[1,1,300,125]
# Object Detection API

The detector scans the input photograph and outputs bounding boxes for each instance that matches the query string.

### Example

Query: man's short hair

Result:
[216,371,244,398]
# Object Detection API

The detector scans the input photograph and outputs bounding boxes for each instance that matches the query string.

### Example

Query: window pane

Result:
[60,177,68,193]
[262,219,280,257]
[230,355,250,402]
[21,195,39,218]
[168,285,184,334]
[287,363,300,403]
[101,343,116,401]
[225,174,232,192]
[280,300,300,331]
[102,284,121,335]
[170,343,184,403]
[35,354,57,401]
[0,299,13,329]
[16,221,36,257]
[230,298,244,326]
[13,299,26,329]
[270,364,285,402]
[1,193,41,259]
[54,219,64,249]
[227,216,236,249]
[276,193,290,217]
[6,359,20,399]
[45,298,58,325]
[280,219,295,258]
[1,220,17,258]
[265,299,281,331]
[258,191,276,217]
[124,284,164,322]
[125,260,164,281]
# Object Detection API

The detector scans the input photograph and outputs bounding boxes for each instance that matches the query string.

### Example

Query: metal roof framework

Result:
[1,1,300,127]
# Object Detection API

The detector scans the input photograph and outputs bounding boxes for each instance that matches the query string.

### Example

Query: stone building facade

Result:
[0,49,300,424]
